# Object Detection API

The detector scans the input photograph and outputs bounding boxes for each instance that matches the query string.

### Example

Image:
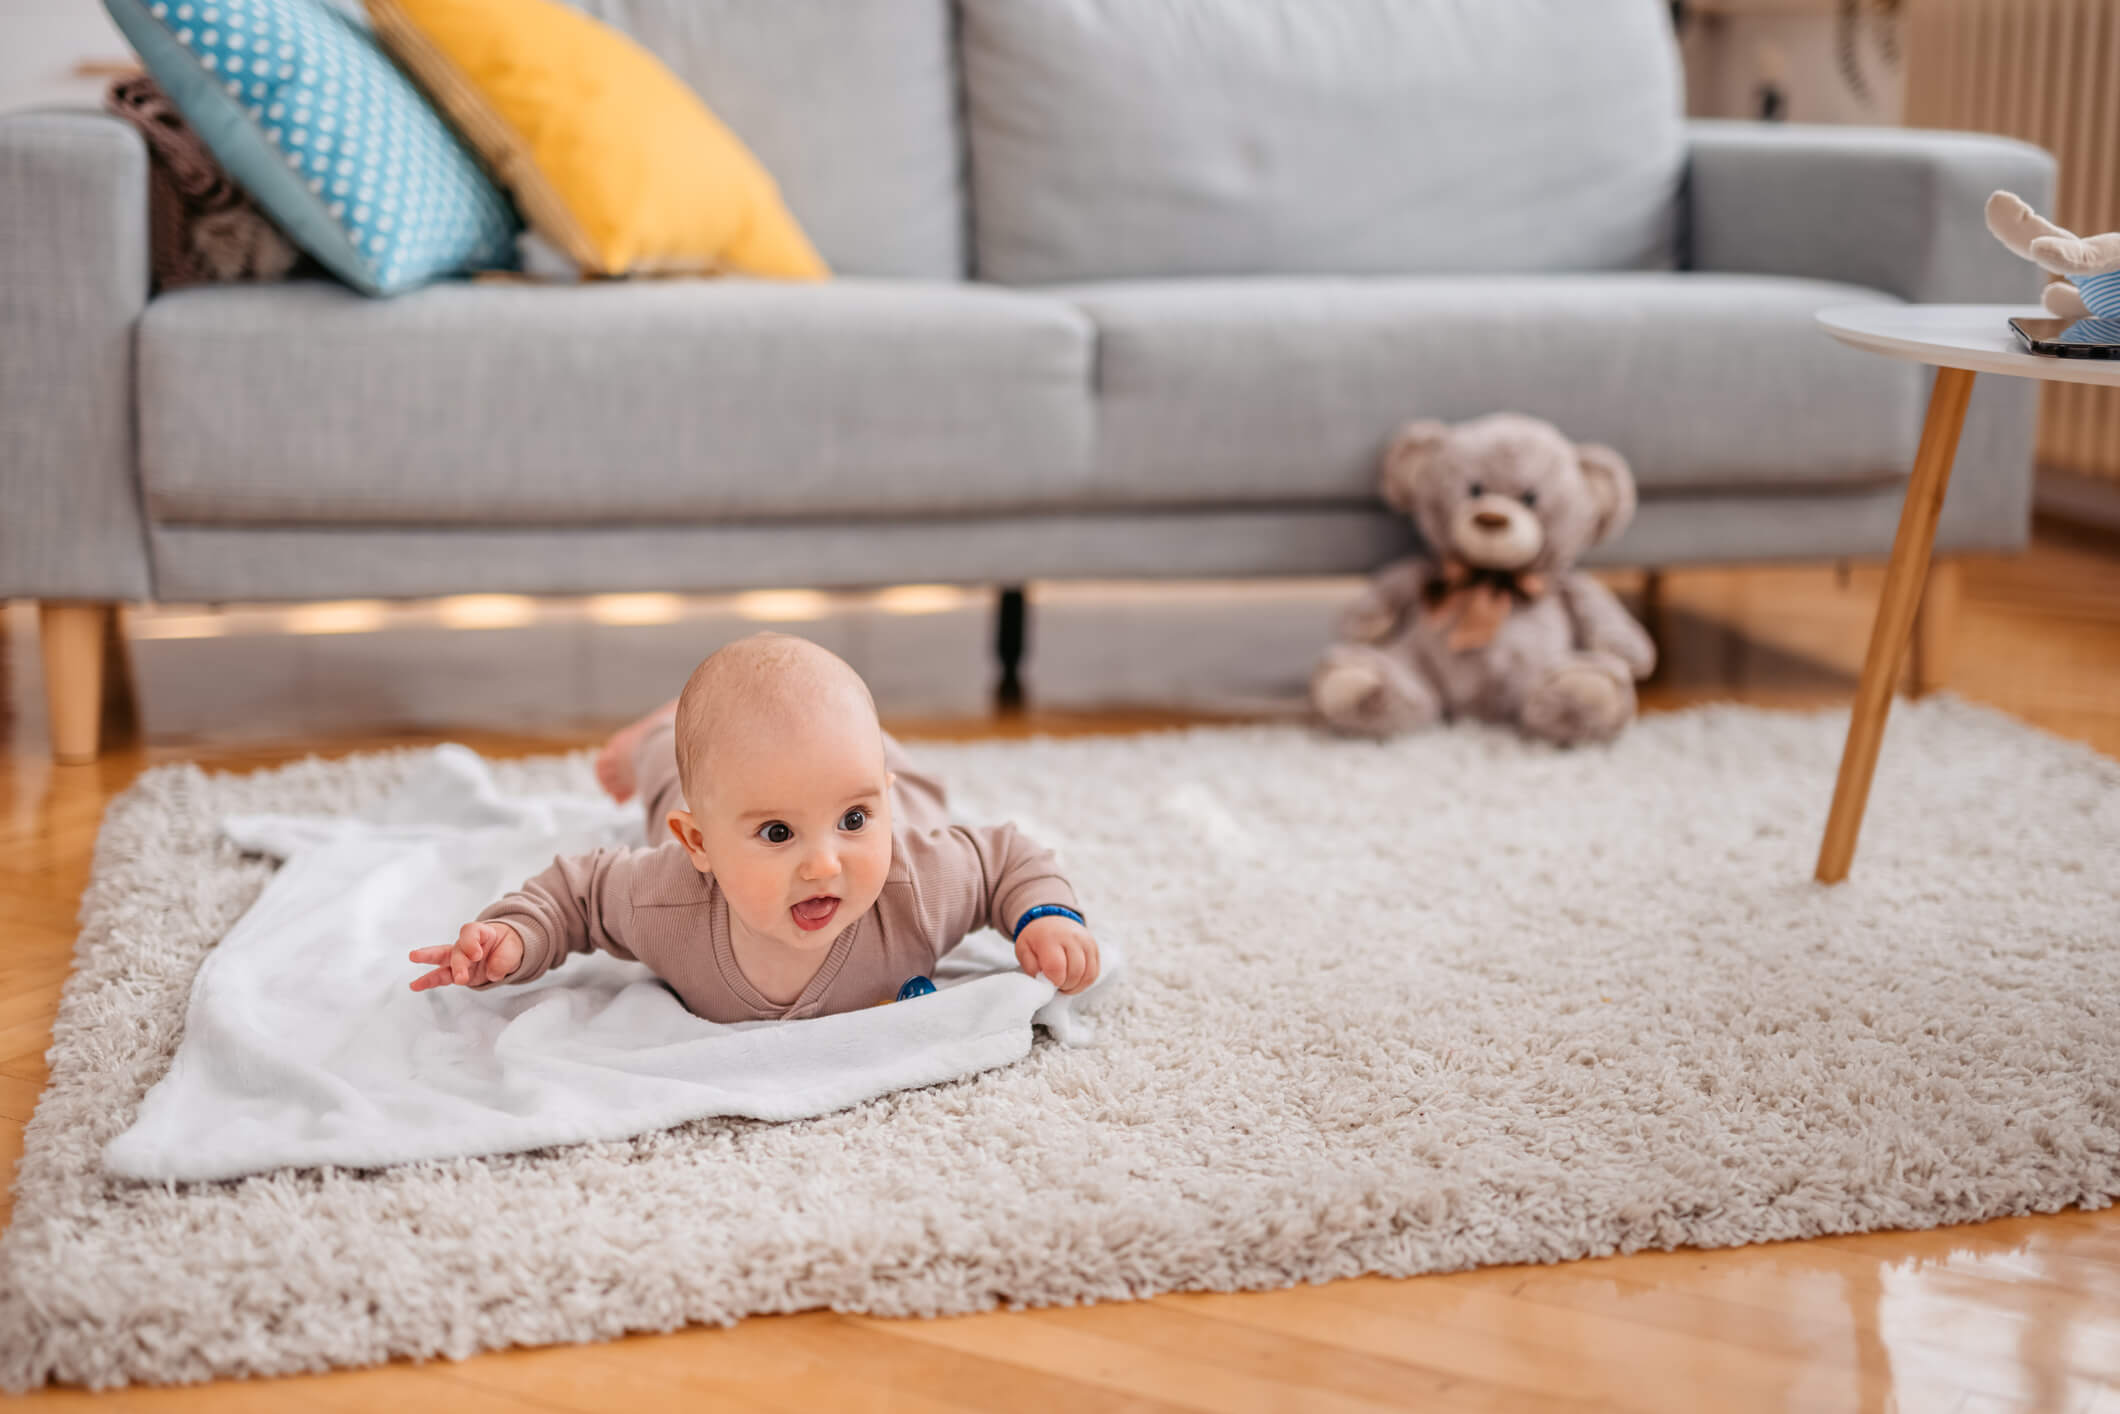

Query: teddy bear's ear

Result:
[1575,442,1638,544]
[1381,419,1450,512]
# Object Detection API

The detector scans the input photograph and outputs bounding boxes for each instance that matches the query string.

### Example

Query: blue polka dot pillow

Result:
[104,0,520,295]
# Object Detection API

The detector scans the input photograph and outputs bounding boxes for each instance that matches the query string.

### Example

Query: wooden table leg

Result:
[1815,365,1977,883]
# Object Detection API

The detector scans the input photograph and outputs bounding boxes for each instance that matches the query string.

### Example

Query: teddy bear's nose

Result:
[1473,509,1511,531]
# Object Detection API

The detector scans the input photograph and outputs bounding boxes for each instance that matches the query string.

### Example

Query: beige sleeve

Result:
[633,719,686,848]
[473,847,644,986]
[914,821,1080,953]
[882,731,953,833]
[982,823,1080,940]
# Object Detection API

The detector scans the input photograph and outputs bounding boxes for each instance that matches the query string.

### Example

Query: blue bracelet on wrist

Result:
[1013,904,1085,938]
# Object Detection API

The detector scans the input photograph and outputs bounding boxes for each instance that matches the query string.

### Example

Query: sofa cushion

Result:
[1052,273,1922,503]
[960,0,1685,285]
[367,0,828,281]
[569,0,962,279]
[102,0,520,296]
[138,279,1094,525]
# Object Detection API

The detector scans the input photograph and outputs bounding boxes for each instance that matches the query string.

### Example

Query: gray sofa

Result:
[0,0,2054,760]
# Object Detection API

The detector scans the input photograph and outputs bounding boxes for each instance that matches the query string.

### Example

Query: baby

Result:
[406,633,1100,1020]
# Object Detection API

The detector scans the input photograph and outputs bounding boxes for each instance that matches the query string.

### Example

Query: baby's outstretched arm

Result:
[408,847,648,996]
[928,821,1101,995]
[408,920,523,992]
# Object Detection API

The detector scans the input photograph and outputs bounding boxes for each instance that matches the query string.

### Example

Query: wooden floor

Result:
[5,529,2120,1412]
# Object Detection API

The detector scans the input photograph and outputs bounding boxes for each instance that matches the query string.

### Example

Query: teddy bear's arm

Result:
[1557,573,1656,680]
[1340,555,1437,643]
[1988,191,2078,264]
[2029,231,2120,279]
[1988,192,2120,280]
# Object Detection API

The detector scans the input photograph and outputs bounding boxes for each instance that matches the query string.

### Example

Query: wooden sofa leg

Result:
[39,601,113,764]
[1910,559,1960,698]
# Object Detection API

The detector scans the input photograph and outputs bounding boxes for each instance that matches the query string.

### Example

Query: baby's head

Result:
[663,634,894,953]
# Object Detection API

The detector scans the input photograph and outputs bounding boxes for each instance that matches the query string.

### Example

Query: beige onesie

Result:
[474,721,1078,1022]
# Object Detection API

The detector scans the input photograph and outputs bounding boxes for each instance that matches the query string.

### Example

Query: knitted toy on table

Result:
[1986,191,2120,320]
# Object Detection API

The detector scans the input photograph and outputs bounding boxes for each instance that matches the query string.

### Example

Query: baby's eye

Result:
[1519,490,1537,508]
[841,808,868,832]
[757,821,793,845]
[1468,481,1486,499]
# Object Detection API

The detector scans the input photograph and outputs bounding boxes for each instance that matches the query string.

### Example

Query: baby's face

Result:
[679,714,894,954]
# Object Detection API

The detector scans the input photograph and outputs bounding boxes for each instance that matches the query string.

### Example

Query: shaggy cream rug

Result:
[3,698,2116,1390]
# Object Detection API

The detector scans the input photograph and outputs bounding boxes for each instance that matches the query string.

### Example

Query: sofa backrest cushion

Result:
[370,0,830,282]
[960,0,1686,285]
[573,0,964,278]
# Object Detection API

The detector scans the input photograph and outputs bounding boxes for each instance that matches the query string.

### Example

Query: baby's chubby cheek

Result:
[691,854,785,932]
[835,848,893,917]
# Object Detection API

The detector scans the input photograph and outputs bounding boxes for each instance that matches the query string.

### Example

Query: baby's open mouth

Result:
[790,895,840,931]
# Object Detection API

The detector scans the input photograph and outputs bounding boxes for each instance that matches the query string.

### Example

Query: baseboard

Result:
[2035,466,2120,535]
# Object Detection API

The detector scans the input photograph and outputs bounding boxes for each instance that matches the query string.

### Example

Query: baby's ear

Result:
[1575,442,1638,544]
[1381,419,1451,512]
[666,809,706,857]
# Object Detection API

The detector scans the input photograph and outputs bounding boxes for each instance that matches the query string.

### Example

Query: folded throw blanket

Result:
[104,72,302,290]
[103,745,1120,1183]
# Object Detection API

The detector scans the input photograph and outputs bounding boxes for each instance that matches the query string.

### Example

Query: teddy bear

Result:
[1310,413,1656,746]
[1986,191,2120,320]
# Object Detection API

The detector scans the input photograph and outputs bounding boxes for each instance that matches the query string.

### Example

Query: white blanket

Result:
[103,745,1119,1183]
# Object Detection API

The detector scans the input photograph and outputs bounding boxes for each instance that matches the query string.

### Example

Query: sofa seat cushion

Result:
[1051,273,1922,504]
[138,278,1095,526]
[960,0,1685,285]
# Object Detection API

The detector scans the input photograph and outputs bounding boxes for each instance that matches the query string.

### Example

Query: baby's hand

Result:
[408,921,523,992]
[1015,915,1100,994]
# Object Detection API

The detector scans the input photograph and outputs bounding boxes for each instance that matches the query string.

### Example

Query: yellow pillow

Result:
[365,0,828,280]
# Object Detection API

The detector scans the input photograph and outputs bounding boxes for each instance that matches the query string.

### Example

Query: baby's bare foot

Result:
[595,699,678,802]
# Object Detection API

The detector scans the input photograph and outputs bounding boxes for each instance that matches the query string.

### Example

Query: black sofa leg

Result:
[995,586,1027,710]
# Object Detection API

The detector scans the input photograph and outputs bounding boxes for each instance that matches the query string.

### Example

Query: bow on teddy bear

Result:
[1311,413,1656,747]
[1987,191,2120,322]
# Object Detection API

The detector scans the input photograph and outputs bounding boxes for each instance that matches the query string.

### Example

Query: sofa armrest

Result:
[0,110,154,599]
[1686,120,2055,302]
[1687,121,2056,555]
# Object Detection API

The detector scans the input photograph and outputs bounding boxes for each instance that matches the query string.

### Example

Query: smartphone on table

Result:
[2010,316,2120,359]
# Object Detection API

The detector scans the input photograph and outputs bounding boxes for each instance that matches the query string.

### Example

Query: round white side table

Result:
[1813,304,2120,883]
